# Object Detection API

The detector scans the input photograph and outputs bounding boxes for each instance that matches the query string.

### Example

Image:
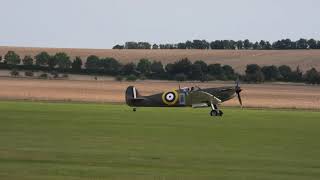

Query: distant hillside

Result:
[1,46,320,72]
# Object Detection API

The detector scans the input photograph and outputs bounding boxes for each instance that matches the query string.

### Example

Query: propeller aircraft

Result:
[125,81,243,117]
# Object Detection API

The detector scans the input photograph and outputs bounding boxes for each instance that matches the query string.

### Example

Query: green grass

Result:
[0,101,320,180]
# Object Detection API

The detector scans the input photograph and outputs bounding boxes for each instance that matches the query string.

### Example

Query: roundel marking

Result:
[162,90,179,105]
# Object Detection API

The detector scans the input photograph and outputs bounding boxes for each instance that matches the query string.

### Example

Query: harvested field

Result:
[0,77,319,110]
[1,46,320,72]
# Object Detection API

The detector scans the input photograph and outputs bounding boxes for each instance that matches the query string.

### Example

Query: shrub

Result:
[139,75,147,80]
[126,74,138,81]
[50,71,59,78]
[39,73,48,79]
[115,75,123,81]
[25,71,34,77]
[10,69,19,77]
[62,74,69,78]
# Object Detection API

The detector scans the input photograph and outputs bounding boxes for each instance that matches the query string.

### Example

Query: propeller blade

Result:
[237,92,243,107]
[235,77,243,107]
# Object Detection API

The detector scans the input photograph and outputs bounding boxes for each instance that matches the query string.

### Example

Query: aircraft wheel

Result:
[133,108,137,112]
[210,110,218,116]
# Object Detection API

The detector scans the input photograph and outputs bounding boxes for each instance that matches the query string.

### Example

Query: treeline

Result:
[113,38,320,50]
[1,50,320,84]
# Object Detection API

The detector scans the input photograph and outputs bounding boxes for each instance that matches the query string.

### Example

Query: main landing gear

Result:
[133,108,137,112]
[210,104,223,117]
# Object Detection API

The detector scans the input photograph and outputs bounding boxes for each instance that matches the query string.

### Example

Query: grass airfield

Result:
[0,101,320,180]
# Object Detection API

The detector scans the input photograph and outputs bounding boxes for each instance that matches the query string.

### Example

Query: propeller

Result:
[235,78,243,107]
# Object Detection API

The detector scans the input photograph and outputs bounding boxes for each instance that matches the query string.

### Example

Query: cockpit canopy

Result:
[181,86,201,93]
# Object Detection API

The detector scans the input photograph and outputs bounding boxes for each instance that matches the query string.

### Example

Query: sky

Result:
[0,0,319,49]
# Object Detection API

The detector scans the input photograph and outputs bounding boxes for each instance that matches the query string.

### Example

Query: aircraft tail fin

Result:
[125,86,143,105]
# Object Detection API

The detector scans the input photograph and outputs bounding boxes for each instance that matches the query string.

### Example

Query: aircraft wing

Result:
[188,91,221,106]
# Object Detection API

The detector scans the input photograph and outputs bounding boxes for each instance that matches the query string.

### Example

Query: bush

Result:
[126,74,137,81]
[24,71,34,77]
[62,74,69,78]
[39,73,48,79]
[10,69,19,77]
[115,75,123,81]
[50,71,59,78]
[139,75,147,80]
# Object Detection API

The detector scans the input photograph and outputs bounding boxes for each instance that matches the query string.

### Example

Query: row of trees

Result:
[113,39,320,50]
[244,64,320,84]
[1,51,76,70]
[0,50,320,84]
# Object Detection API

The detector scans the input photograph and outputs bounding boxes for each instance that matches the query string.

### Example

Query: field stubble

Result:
[0,77,319,110]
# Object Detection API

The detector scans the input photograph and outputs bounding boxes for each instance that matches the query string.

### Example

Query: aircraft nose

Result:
[235,86,242,93]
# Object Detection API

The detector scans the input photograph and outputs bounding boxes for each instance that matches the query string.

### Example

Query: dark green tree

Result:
[35,51,50,66]
[137,59,152,75]
[172,58,192,76]
[190,64,203,80]
[85,55,100,70]
[193,60,208,73]
[261,65,280,81]
[208,64,224,77]
[47,55,57,69]
[222,65,236,80]
[177,43,187,49]
[4,51,21,65]
[54,52,71,70]
[100,57,122,75]
[112,45,124,49]
[125,42,138,49]
[245,64,264,83]
[151,61,164,74]
[72,57,83,72]
[174,73,187,81]
[307,39,317,49]
[290,66,303,82]
[243,39,252,49]
[152,44,159,49]
[236,40,243,49]
[22,55,33,66]
[278,65,292,81]
[253,42,260,49]
[296,38,308,49]
[122,63,137,75]
[210,40,224,49]
[185,41,192,49]
[138,42,151,49]
[304,68,320,84]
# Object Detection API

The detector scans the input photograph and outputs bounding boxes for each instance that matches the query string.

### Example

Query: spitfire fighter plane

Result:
[125,82,243,116]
